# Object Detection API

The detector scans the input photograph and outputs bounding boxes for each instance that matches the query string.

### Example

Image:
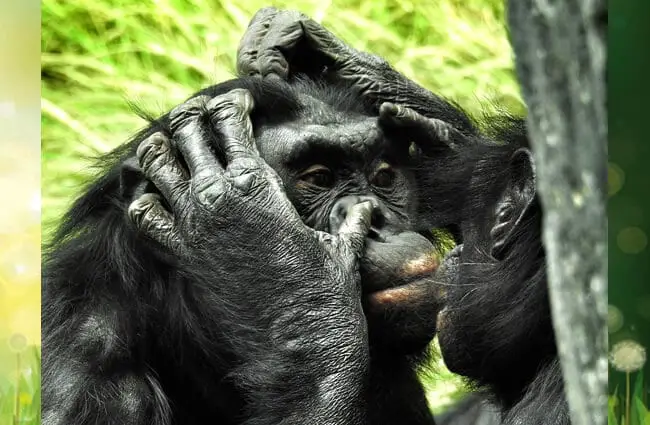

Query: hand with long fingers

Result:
[127,88,373,422]
[236,7,465,123]
[378,102,477,154]
[128,88,374,291]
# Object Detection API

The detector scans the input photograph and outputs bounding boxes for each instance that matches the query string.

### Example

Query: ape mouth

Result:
[359,231,441,307]
[360,228,461,310]
[365,265,438,307]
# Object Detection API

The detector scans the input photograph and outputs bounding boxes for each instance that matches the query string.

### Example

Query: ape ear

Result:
[490,148,536,257]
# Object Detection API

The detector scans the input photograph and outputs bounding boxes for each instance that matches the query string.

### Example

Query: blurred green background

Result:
[41,0,524,237]
[1,2,40,424]
[609,1,650,424]
[41,0,522,413]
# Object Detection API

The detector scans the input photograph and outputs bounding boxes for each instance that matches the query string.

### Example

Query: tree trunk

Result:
[506,1,608,425]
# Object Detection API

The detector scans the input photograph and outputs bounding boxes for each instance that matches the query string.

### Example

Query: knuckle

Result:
[231,173,258,193]
[254,7,278,22]
[136,133,168,167]
[231,157,260,171]
[140,206,163,231]
[317,231,336,248]
[127,194,158,226]
[207,92,254,128]
[226,89,254,113]
[169,95,210,131]
[193,174,227,206]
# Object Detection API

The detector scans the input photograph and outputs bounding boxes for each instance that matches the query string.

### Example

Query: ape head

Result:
[434,121,556,404]
[120,76,465,353]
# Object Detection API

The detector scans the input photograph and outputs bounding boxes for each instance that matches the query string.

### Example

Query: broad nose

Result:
[329,195,386,238]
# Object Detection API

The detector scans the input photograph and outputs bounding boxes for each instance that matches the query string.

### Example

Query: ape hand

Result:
[128,88,373,291]
[237,7,445,116]
[237,7,383,81]
[127,89,374,422]
[378,102,473,153]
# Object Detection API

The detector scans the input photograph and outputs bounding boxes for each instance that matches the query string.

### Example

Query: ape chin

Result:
[359,230,445,353]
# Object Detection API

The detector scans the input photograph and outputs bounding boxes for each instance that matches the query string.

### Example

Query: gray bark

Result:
[506,1,608,425]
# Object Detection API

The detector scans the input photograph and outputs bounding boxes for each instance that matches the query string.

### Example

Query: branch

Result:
[506,1,608,424]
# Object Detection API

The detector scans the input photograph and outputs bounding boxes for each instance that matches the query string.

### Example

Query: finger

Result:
[378,102,466,151]
[337,201,374,256]
[237,7,279,77]
[207,89,257,163]
[256,10,306,79]
[169,95,222,175]
[301,19,350,63]
[136,132,190,209]
[128,193,183,253]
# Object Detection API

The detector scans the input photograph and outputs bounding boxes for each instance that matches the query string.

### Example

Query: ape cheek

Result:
[291,192,334,231]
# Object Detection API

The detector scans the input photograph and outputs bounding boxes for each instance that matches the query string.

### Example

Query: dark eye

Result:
[299,165,335,188]
[371,162,396,188]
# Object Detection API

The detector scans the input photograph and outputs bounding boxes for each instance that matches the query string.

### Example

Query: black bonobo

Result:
[362,103,570,425]
[432,117,570,425]
[42,73,463,425]
[237,7,570,425]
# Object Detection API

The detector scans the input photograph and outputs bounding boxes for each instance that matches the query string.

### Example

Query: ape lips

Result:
[359,230,442,307]
[358,228,449,351]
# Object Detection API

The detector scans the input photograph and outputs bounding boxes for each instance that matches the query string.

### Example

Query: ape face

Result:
[250,81,448,351]
[435,140,554,391]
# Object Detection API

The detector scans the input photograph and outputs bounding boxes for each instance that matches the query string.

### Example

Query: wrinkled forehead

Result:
[255,94,386,163]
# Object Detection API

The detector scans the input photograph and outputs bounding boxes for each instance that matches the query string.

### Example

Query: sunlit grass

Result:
[0,345,41,425]
[41,0,522,414]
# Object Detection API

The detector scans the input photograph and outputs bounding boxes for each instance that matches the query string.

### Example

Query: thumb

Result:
[336,201,373,257]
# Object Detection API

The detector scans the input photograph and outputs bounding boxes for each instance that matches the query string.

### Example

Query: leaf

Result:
[609,394,621,425]
[609,404,620,425]
[632,374,646,425]
[634,396,650,425]
[635,373,645,403]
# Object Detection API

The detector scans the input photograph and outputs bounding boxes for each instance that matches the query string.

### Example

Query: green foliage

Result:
[0,346,41,425]
[609,372,650,425]
[41,0,521,414]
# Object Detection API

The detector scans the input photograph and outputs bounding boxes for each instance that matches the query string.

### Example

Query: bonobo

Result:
[42,75,460,424]
[429,114,570,425]
[387,105,570,424]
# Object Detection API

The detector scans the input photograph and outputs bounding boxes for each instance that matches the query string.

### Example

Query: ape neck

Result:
[499,359,570,424]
